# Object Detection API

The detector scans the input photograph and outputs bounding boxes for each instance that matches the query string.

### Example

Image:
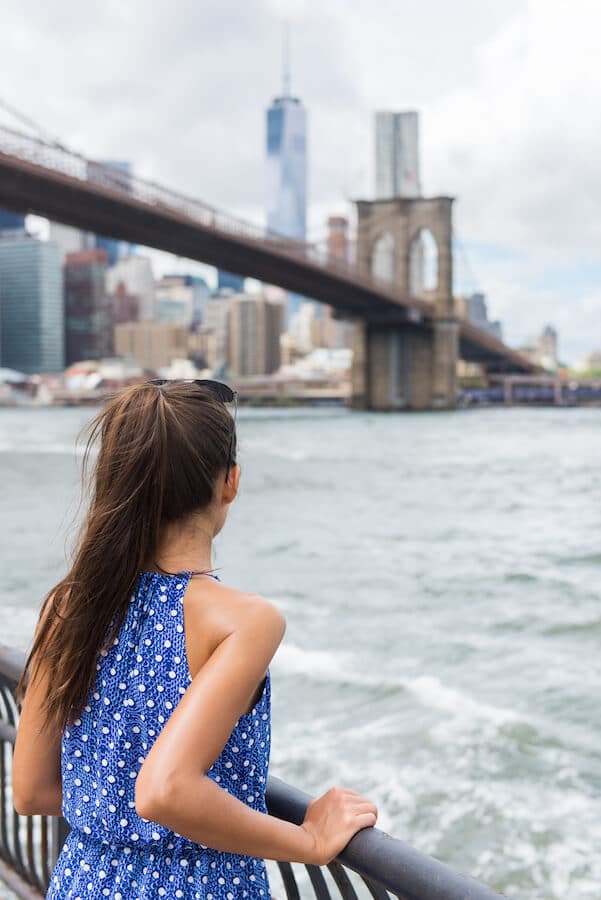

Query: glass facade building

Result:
[0,210,26,232]
[64,249,113,365]
[217,270,245,294]
[0,236,64,373]
[266,96,307,240]
[266,95,308,322]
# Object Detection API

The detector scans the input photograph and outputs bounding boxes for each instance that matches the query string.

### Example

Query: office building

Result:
[88,161,135,265]
[106,255,155,321]
[0,210,26,232]
[266,96,307,239]
[456,292,503,341]
[266,62,308,323]
[228,294,285,376]
[205,294,232,375]
[114,322,188,372]
[188,329,218,372]
[157,275,210,328]
[539,325,558,368]
[217,270,245,294]
[0,234,64,373]
[375,111,421,198]
[112,282,139,325]
[64,249,113,364]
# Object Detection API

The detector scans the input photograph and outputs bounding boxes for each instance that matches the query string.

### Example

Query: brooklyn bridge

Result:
[0,124,535,410]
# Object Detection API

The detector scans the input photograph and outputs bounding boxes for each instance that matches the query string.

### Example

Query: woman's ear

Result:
[222,464,241,505]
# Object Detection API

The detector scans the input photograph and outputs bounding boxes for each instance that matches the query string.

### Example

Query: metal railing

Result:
[0,644,503,899]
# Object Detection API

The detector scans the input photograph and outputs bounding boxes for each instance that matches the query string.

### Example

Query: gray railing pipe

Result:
[266,775,502,900]
[0,644,504,899]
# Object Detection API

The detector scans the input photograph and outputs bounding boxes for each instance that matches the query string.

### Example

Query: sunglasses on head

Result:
[147,378,238,482]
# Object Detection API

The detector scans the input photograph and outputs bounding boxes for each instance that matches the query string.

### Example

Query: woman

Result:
[13,380,377,900]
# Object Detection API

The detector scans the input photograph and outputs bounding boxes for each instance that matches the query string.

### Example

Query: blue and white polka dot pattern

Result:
[47,571,272,900]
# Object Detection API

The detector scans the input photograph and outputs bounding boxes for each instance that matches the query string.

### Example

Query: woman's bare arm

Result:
[135,595,377,864]
[13,658,62,816]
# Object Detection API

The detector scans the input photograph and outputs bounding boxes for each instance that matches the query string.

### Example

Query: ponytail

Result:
[18,381,235,732]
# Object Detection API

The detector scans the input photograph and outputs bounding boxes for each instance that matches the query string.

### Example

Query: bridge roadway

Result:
[0,124,533,374]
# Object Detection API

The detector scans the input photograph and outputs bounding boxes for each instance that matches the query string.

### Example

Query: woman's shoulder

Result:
[183,576,285,677]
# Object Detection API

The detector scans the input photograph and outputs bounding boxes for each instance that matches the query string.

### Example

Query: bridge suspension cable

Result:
[0,96,66,151]
[452,226,482,298]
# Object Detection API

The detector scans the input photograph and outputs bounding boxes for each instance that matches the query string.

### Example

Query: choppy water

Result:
[1,405,600,899]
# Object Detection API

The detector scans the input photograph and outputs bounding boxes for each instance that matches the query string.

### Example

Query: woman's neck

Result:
[151,516,216,574]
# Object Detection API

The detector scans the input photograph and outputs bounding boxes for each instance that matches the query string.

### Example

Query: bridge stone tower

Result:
[351,196,458,410]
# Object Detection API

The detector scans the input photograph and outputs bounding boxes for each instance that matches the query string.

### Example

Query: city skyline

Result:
[0,1,600,362]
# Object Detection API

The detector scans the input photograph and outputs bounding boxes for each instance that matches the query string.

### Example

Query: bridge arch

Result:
[371,231,396,285]
[409,227,438,298]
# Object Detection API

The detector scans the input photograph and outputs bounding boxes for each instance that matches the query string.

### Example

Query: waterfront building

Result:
[575,349,601,373]
[64,249,113,365]
[111,282,140,325]
[87,161,136,265]
[289,301,318,352]
[228,293,285,376]
[375,111,421,199]
[114,321,188,372]
[539,325,558,369]
[0,234,64,373]
[157,274,210,329]
[205,294,232,375]
[106,255,155,321]
[217,270,245,294]
[518,325,559,371]
[188,328,218,373]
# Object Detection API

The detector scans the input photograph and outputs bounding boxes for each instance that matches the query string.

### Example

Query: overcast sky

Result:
[2,0,600,362]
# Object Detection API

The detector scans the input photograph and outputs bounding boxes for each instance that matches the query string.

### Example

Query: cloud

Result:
[1,0,600,360]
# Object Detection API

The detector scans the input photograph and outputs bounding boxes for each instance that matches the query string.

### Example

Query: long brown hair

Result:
[18,380,236,732]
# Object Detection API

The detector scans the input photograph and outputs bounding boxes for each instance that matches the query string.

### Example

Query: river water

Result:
[0,405,599,899]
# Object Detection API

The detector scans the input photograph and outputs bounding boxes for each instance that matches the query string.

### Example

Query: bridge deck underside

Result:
[0,152,534,375]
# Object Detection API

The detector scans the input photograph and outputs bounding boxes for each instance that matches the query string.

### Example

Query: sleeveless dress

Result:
[47,571,272,900]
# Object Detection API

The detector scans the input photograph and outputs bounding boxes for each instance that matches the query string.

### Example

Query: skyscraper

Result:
[266,39,307,323]
[0,210,26,232]
[266,29,307,241]
[64,249,113,365]
[375,111,421,199]
[156,274,210,328]
[217,270,245,294]
[228,294,285,376]
[0,234,64,373]
[106,256,156,321]
[266,95,307,239]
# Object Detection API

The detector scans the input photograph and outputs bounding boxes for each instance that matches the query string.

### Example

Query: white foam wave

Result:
[274,643,519,731]
[406,675,518,726]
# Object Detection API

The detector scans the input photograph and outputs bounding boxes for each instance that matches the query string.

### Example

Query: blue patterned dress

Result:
[47,571,272,900]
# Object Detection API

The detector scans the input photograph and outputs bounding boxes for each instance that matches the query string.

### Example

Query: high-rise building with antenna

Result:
[265,29,308,322]
[265,31,307,243]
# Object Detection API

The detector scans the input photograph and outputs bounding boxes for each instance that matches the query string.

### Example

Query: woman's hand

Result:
[299,786,378,866]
